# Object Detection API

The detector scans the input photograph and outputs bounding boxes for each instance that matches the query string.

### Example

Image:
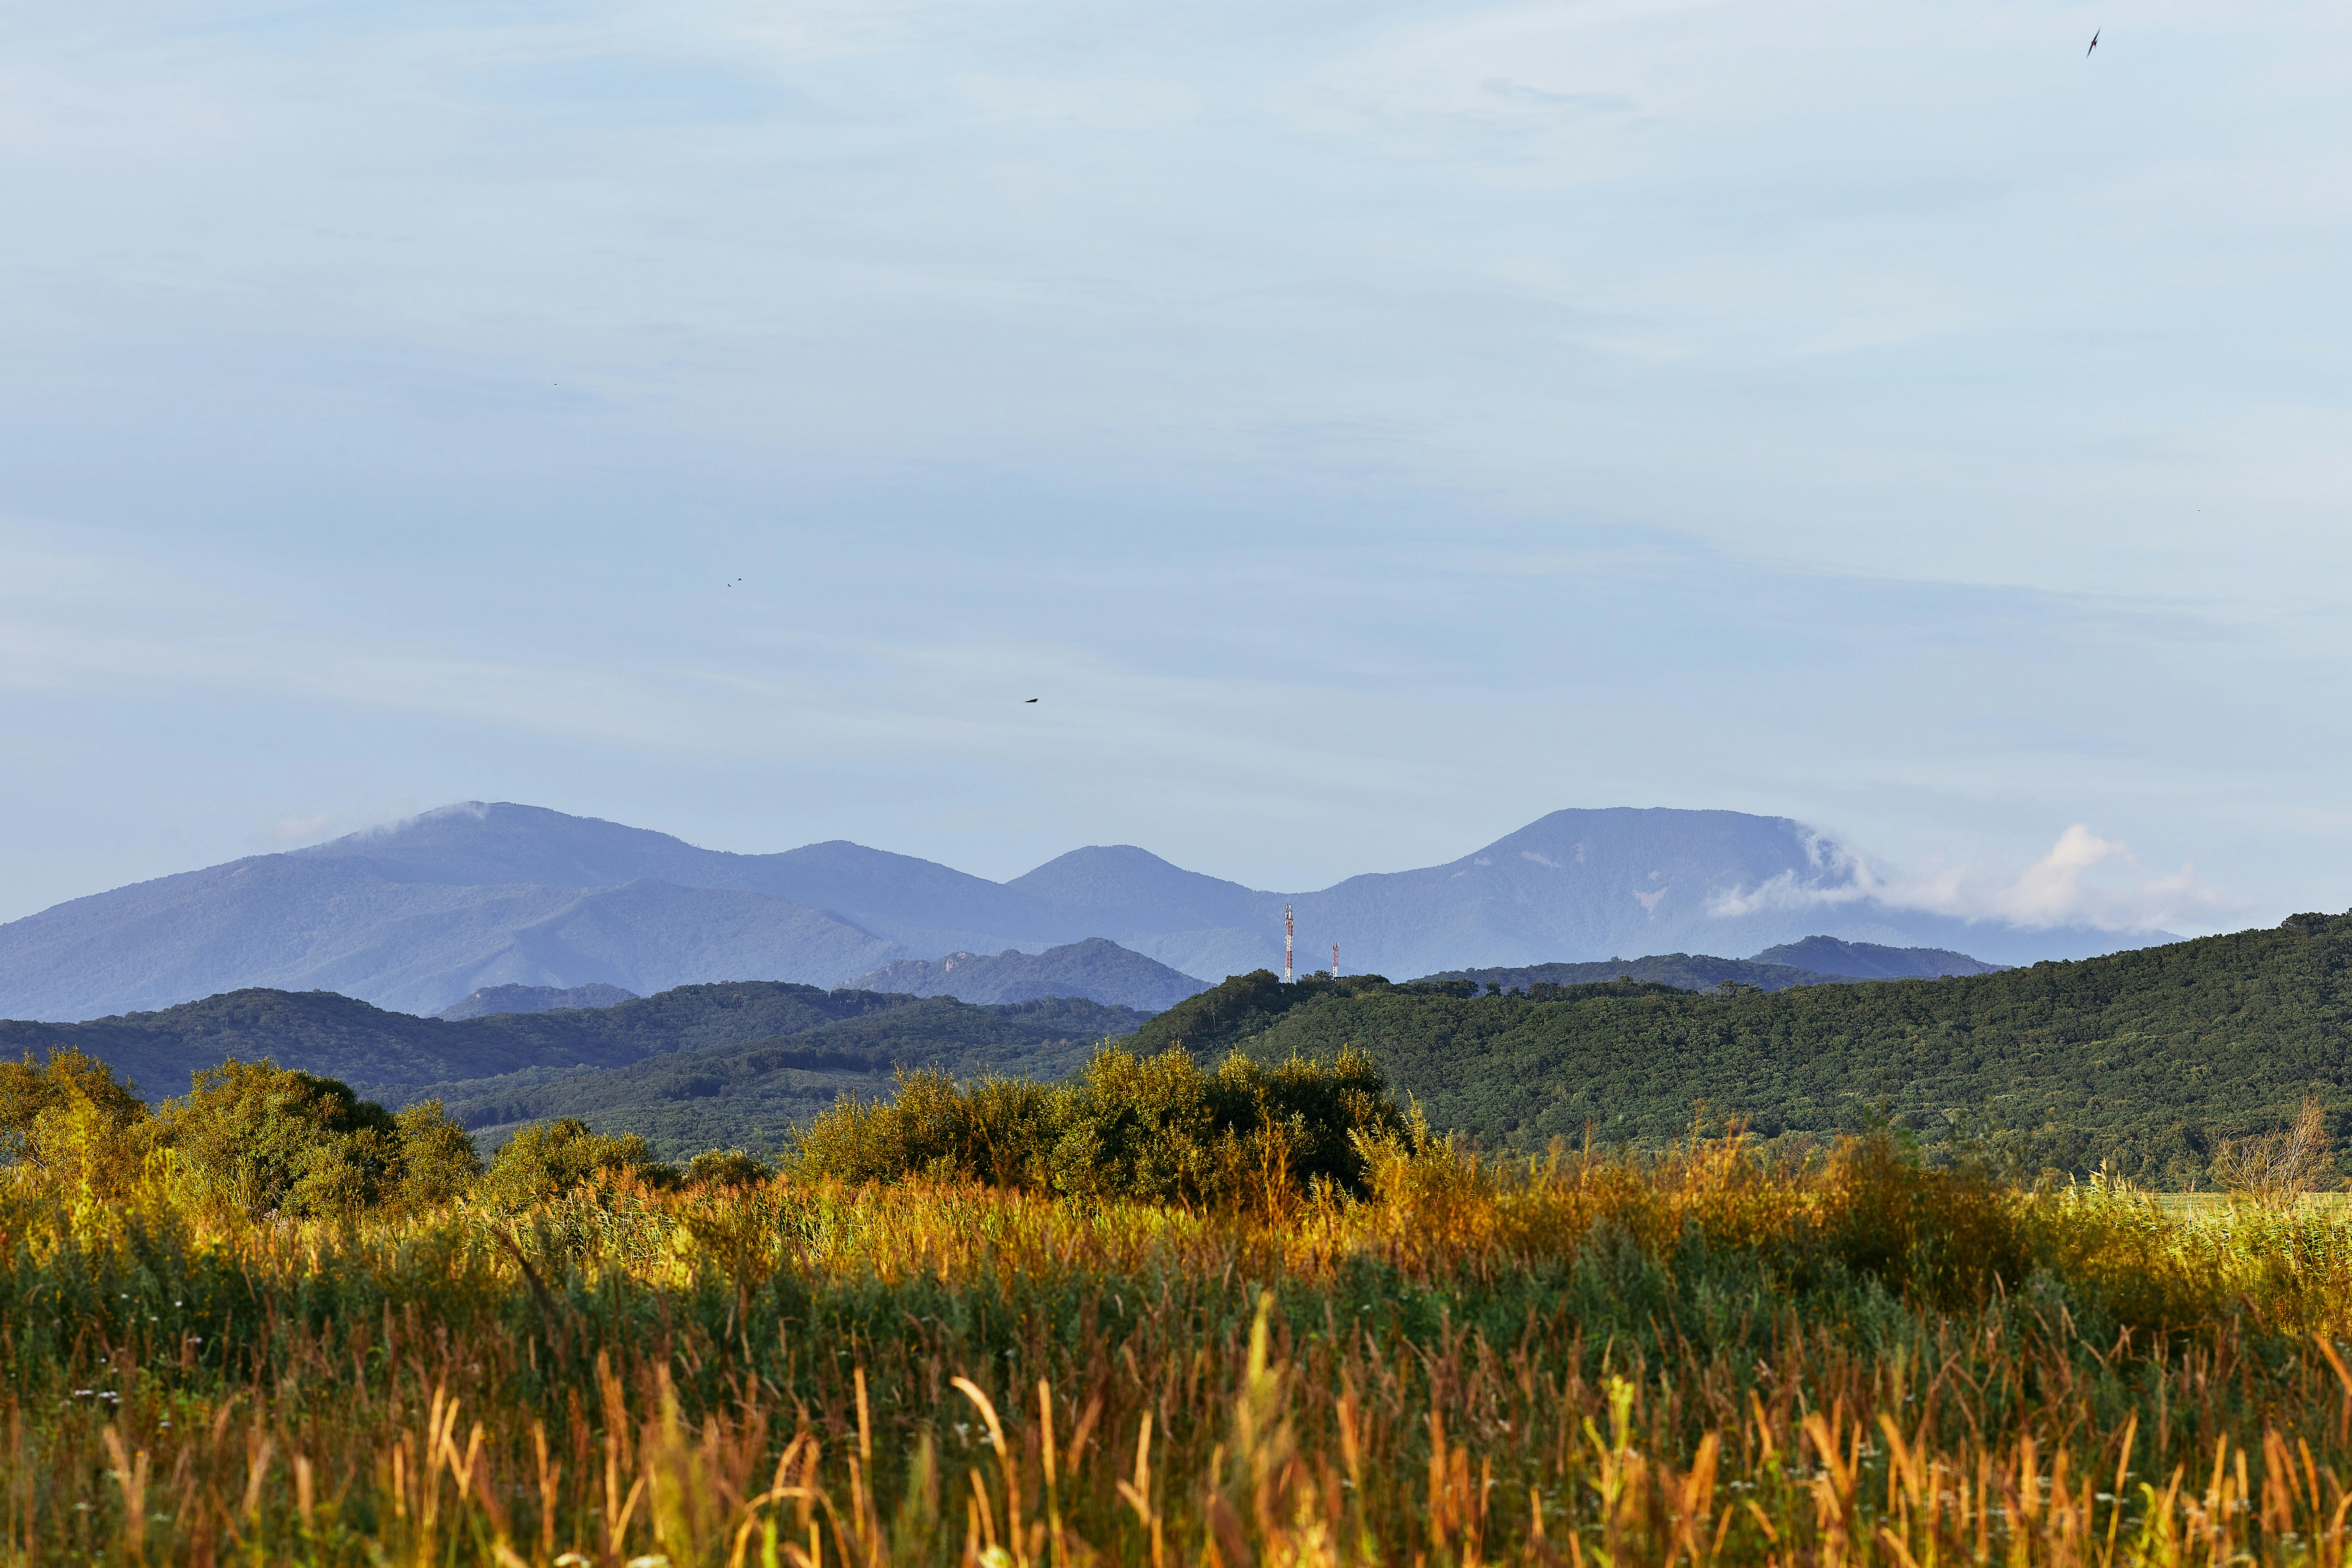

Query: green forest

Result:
[1132,917,2352,1184]
[17,917,2352,1183]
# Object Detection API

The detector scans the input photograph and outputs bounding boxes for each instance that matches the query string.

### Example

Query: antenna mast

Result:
[1284,903,1294,984]
[1332,941,1340,980]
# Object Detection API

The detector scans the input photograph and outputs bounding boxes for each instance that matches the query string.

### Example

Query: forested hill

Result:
[0,983,1149,1101]
[1421,955,1842,994]
[1129,919,2352,1185]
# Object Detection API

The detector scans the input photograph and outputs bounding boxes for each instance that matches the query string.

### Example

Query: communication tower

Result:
[1332,942,1340,980]
[1284,903,1294,984]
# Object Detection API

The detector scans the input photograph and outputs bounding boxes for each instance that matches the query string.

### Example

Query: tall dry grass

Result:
[4,1130,2351,1565]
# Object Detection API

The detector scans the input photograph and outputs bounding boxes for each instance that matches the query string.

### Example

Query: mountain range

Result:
[0,801,2159,1021]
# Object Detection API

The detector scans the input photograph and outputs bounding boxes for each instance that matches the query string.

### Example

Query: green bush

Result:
[0,1048,151,1197]
[685,1149,774,1189]
[393,1099,485,1208]
[794,1044,1408,1204]
[480,1118,674,1208]
[150,1059,476,1219]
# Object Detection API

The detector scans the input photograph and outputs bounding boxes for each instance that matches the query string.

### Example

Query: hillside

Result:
[1749,936,2006,979]
[0,982,1144,1103]
[844,937,1209,1010]
[0,801,2158,1020]
[420,995,1143,1159]
[1128,918,2352,1186]
[1423,938,2004,994]
[437,983,638,1020]
[1422,955,1844,994]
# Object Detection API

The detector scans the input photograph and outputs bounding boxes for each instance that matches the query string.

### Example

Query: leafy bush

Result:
[793,1044,1407,1204]
[478,1117,674,1208]
[0,1048,151,1198]
[149,1058,476,1218]
[685,1149,773,1188]
[393,1098,485,1208]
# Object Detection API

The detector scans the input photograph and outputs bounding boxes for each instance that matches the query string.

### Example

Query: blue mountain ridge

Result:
[0,803,2162,1020]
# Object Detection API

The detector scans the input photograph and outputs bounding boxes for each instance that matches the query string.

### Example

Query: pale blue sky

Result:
[3,0,2348,934]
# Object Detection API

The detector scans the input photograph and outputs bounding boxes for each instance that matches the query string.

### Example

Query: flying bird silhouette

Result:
[2086,29,2098,55]
[1025,698,1039,703]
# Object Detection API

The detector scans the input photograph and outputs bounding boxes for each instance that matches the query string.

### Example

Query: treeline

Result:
[1128,917,2352,1185]
[1,1040,1410,1215]
[0,1049,716,1216]
[0,983,1150,1104]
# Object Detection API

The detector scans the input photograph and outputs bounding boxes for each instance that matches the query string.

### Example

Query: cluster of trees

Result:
[0,1049,770,1217]
[0,984,1150,1113]
[2,1040,1408,1215]
[794,1044,1407,1204]
[1134,917,2352,1186]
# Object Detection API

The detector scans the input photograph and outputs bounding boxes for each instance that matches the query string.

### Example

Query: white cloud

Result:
[1709,824,2233,934]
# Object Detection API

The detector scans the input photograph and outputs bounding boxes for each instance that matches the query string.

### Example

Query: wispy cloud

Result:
[1709,824,2233,934]
[256,811,336,845]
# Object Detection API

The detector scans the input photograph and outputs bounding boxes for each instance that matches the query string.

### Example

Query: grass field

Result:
[6,1126,2352,1566]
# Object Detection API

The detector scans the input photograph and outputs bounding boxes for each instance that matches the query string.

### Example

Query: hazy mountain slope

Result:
[1749,936,2007,979]
[304,804,1076,953]
[0,851,906,1019]
[0,856,582,1021]
[479,880,907,1013]
[0,800,2164,1021]
[1283,809,2147,978]
[845,937,1210,1011]
[1005,848,1281,977]
[1419,955,1856,994]
[436,983,638,1021]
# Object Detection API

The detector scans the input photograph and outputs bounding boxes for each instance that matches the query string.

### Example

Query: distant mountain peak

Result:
[0,800,2154,1022]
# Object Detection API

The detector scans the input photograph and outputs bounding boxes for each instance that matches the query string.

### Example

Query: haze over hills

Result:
[0,801,2163,1021]
[436,983,638,1021]
[845,938,1210,1012]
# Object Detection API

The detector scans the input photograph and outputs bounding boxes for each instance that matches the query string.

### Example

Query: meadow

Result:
[7,1111,2352,1567]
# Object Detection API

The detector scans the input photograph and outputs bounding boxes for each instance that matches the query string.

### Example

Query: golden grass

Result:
[4,1132,2351,1564]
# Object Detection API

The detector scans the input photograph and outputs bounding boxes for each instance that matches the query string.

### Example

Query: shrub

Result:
[153,1060,407,1218]
[685,1149,774,1189]
[480,1118,674,1207]
[0,1048,151,1198]
[394,1099,484,1209]
[794,1045,1408,1205]
[148,1060,479,1218]
[2211,1092,2335,1204]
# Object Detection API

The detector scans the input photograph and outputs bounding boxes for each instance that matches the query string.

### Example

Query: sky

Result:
[3,0,2348,934]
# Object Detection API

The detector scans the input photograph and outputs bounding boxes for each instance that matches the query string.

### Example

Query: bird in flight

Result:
[1025,698,1039,703]
[2085,29,2098,55]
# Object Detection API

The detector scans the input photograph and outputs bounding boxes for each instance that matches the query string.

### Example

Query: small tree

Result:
[2212,1094,2335,1205]
[478,1118,674,1208]
[0,1049,151,1198]
[394,1100,484,1210]
[155,1060,404,1218]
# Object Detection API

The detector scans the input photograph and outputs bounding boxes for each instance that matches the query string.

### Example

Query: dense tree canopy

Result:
[1139,920,2352,1184]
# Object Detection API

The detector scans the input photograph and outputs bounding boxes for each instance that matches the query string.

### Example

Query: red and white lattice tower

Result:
[1284,903,1294,984]
[1332,942,1339,980]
